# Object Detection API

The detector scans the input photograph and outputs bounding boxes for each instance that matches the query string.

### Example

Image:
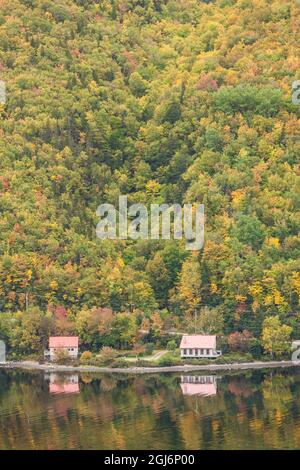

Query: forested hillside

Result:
[0,0,299,354]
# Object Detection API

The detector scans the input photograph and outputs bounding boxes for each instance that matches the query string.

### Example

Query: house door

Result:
[0,341,6,363]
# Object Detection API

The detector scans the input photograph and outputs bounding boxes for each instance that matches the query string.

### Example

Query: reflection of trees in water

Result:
[100,376,117,392]
[262,372,294,408]
[227,375,257,398]
[260,372,299,449]
[80,374,93,384]
[0,369,300,449]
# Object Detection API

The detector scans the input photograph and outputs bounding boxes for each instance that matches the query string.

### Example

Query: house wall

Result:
[49,347,78,360]
[180,348,218,358]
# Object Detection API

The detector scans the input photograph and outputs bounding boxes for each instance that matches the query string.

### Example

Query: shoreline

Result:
[0,360,300,374]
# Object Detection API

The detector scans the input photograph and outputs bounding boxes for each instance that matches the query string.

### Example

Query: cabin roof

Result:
[49,336,79,348]
[180,335,216,349]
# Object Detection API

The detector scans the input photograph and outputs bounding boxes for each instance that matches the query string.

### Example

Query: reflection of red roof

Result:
[180,335,216,349]
[49,336,79,348]
[180,383,217,396]
[50,383,80,394]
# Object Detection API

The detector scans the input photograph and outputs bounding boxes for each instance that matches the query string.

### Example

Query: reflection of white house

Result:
[44,336,79,361]
[46,373,80,394]
[180,335,222,358]
[180,375,217,397]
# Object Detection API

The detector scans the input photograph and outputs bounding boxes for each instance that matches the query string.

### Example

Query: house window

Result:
[189,349,193,355]
[183,349,187,355]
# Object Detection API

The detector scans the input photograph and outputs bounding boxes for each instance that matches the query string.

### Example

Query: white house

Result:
[180,335,222,359]
[45,336,79,361]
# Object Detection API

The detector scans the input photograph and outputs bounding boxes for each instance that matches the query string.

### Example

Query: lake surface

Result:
[0,367,300,449]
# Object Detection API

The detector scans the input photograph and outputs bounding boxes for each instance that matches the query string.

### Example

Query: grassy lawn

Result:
[120,350,169,363]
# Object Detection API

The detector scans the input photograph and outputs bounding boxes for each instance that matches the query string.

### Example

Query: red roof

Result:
[49,336,79,348]
[180,335,216,349]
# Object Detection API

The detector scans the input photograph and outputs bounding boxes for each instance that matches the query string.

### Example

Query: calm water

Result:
[0,368,300,449]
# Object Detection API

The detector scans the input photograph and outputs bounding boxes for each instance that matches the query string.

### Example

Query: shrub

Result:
[167,340,177,351]
[80,351,93,365]
[215,352,253,364]
[99,347,118,365]
[89,356,104,367]
[144,343,155,355]
[183,358,213,365]
[157,353,181,367]
[111,358,129,368]
[133,359,156,367]
[53,349,71,365]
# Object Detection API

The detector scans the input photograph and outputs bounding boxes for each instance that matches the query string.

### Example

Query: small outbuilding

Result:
[45,336,79,361]
[180,335,221,359]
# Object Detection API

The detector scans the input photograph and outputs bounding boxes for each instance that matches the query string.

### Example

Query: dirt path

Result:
[150,350,168,361]
[120,350,168,363]
[1,360,300,374]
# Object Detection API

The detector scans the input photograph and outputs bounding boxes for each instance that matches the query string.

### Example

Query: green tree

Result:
[110,313,137,349]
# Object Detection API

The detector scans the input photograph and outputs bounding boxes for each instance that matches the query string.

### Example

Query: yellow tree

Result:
[175,253,201,316]
[262,316,292,358]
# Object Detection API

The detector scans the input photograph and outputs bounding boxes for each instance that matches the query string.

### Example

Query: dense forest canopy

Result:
[0,0,299,353]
